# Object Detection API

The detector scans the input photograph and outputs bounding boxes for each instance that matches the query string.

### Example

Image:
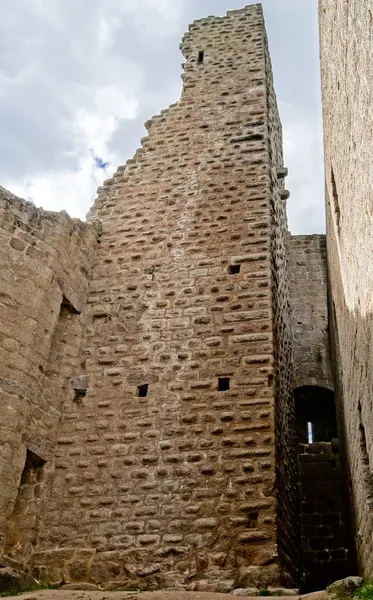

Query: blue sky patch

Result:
[94,156,109,170]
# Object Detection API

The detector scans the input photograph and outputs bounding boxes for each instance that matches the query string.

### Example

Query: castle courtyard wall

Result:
[287,235,333,391]
[1,0,369,589]
[319,0,373,579]
[30,5,299,591]
[0,187,98,563]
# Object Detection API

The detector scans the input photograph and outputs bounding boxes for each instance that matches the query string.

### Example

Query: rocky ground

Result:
[0,591,332,600]
[0,575,363,600]
[0,591,266,600]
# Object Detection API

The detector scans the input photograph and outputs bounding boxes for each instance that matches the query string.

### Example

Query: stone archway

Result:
[295,385,337,444]
[294,386,354,592]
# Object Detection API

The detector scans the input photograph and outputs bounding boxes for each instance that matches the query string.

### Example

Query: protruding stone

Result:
[69,374,90,391]
[62,583,99,590]
[277,167,288,179]
[327,576,363,596]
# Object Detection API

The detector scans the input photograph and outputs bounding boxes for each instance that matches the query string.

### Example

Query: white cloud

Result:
[0,0,179,217]
[0,0,323,233]
[120,0,185,32]
[74,85,139,157]
[281,101,325,234]
[4,83,140,218]
[6,158,103,219]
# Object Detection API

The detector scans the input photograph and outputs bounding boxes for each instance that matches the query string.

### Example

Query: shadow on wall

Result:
[327,241,373,580]
[295,386,355,592]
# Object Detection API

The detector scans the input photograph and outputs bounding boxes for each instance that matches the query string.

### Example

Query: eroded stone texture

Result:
[29,4,298,591]
[319,0,373,579]
[0,187,99,562]
[268,87,300,587]
[287,235,333,390]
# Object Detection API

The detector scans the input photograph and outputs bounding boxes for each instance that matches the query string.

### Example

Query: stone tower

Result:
[0,4,301,591]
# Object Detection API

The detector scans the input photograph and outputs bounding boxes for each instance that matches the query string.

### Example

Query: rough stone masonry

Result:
[319,0,373,582]
[0,2,357,594]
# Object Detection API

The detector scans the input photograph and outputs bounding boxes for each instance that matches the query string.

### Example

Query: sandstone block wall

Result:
[287,235,333,390]
[0,186,98,562]
[266,58,300,585]
[319,0,373,579]
[30,5,299,591]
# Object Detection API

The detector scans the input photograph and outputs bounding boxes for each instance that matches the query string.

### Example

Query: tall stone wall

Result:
[266,46,300,585]
[287,235,333,390]
[31,5,298,591]
[0,187,98,563]
[319,0,373,579]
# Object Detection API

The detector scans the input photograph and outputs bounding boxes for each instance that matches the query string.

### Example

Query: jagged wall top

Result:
[89,3,266,220]
[0,184,99,235]
[184,3,262,31]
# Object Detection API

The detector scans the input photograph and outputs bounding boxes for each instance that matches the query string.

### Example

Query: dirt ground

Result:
[0,591,292,600]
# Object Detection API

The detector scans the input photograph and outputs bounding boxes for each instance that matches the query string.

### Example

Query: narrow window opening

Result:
[229,264,241,275]
[358,402,373,493]
[73,389,86,404]
[137,384,149,397]
[198,50,204,64]
[44,299,76,379]
[4,450,45,559]
[307,422,313,444]
[218,377,230,392]
[248,512,259,528]
[61,293,80,314]
[331,166,341,234]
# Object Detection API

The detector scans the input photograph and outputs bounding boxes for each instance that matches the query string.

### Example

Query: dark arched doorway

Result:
[295,386,338,444]
[294,386,354,592]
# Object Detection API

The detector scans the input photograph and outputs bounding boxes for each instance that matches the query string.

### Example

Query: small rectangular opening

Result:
[74,389,86,403]
[137,384,149,397]
[218,377,230,392]
[198,51,204,64]
[229,264,241,275]
[307,422,313,444]
[248,511,259,527]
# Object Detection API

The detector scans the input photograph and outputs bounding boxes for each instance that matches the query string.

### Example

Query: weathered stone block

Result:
[0,567,33,594]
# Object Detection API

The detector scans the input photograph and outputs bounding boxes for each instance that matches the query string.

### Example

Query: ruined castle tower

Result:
[0,4,302,591]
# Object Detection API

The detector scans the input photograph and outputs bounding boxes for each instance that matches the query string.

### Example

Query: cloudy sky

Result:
[0,0,323,234]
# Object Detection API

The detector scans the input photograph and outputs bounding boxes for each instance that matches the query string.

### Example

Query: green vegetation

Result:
[0,579,59,597]
[352,582,373,600]
[258,589,272,596]
[332,581,373,600]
